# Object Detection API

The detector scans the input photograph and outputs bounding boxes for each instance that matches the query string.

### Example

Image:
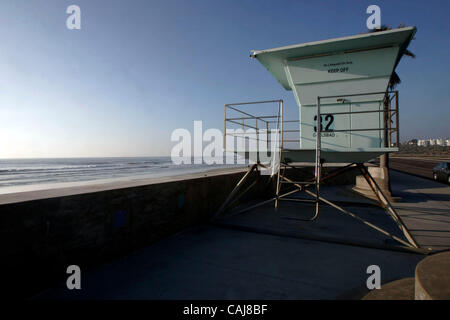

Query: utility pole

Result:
[379,93,393,198]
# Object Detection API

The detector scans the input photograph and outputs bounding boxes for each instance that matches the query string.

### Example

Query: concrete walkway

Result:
[390,170,450,251]
[36,170,449,300]
[37,224,422,300]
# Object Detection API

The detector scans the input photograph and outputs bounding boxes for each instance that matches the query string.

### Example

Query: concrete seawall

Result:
[0,166,359,298]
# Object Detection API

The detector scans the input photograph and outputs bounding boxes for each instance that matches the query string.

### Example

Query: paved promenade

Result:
[390,170,450,250]
[36,171,449,299]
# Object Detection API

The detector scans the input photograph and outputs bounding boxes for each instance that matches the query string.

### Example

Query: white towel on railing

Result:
[270,128,280,176]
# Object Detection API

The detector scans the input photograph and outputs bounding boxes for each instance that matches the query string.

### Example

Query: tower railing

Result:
[315,90,400,150]
[224,99,303,162]
[223,91,399,163]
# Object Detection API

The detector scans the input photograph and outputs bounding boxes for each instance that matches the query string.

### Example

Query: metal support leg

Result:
[214,161,420,250]
[275,163,281,209]
[314,161,322,222]
[313,97,322,221]
[280,175,320,221]
[279,172,416,247]
[302,189,415,248]
[213,163,259,220]
[358,164,419,248]
[275,100,284,209]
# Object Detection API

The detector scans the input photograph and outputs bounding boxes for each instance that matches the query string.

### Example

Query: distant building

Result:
[408,139,418,145]
[416,138,449,147]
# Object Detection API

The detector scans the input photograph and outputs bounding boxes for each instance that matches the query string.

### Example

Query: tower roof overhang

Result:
[251,27,417,90]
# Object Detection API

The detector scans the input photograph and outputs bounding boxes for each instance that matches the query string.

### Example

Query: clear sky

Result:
[0,0,449,158]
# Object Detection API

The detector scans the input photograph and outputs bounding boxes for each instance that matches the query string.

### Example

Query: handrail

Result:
[224,91,399,154]
[317,91,399,147]
[225,99,282,106]
[226,105,270,124]
[317,91,391,99]
[323,108,397,116]
[224,100,284,161]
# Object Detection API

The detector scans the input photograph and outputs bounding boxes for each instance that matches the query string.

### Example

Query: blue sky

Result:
[0,0,449,158]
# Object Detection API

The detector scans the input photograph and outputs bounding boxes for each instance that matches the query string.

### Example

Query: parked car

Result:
[432,162,450,184]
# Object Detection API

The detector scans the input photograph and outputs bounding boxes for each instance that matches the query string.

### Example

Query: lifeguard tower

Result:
[217,27,420,250]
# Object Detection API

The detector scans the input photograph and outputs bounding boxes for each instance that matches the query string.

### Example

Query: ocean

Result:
[0,157,246,194]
